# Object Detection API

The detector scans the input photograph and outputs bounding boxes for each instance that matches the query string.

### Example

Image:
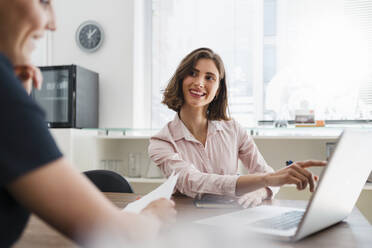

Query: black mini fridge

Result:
[32,65,99,128]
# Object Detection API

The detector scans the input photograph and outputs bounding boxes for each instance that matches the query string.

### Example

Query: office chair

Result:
[83,170,134,193]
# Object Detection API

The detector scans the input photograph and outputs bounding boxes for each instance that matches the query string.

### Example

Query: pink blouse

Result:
[148,114,279,198]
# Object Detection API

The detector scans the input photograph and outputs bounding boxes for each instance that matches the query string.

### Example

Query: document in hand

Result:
[123,172,179,214]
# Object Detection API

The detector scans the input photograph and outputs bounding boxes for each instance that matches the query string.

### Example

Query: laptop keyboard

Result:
[250,210,304,231]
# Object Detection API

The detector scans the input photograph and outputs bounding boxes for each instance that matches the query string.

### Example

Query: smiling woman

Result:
[149,47,326,208]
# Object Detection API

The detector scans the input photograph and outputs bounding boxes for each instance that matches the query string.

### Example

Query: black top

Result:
[0,53,62,247]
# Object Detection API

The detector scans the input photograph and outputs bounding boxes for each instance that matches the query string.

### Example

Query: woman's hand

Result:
[237,188,269,208]
[264,160,327,192]
[141,198,177,225]
[14,65,43,95]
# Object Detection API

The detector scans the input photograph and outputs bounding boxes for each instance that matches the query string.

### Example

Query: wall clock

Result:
[76,20,104,53]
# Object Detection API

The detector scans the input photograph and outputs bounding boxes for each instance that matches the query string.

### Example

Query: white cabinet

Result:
[50,129,164,178]
[50,129,99,171]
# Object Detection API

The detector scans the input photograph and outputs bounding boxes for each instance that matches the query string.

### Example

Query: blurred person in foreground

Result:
[0,0,176,247]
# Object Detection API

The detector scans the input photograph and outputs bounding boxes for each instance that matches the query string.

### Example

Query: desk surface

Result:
[15,193,372,248]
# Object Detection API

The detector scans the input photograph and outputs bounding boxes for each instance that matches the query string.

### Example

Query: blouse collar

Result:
[171,114,223,142]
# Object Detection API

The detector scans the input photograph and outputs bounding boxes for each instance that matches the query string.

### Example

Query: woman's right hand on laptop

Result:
[264,160,327,192]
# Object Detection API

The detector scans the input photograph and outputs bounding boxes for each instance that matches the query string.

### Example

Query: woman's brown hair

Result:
[162,47,230,121]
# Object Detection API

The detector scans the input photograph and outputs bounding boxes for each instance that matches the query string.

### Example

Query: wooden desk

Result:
[15,193,372,248]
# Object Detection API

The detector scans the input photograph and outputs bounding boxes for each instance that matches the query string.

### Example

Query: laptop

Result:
[195,129,372,241]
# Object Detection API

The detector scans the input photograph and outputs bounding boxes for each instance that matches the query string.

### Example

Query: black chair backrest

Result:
[83,170,134,193]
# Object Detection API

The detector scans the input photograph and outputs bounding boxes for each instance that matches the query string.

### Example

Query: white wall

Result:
[52,0,135,128]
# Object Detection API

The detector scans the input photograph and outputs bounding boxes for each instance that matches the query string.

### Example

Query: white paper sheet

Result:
[123,172,179,214]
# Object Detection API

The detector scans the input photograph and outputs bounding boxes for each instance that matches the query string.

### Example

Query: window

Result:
[265,0,372,122]
[151,0,372,128]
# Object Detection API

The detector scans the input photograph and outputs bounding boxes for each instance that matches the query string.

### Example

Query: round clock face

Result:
[76,21,104,52]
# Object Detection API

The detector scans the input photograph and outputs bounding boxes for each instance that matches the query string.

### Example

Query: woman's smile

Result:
[189,88,206,98]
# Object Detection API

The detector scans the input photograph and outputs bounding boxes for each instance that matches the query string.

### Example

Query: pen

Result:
[285,160,293,166]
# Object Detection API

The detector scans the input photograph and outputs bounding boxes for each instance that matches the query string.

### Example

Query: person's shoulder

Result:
[221,118,238,125]
[0,71,22,106]
[214,118,241,131]
[0,53,12,67]
[213,118,250,141]
[0,55,15,84]
[0,55,25,95]
[0,56,44,118]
